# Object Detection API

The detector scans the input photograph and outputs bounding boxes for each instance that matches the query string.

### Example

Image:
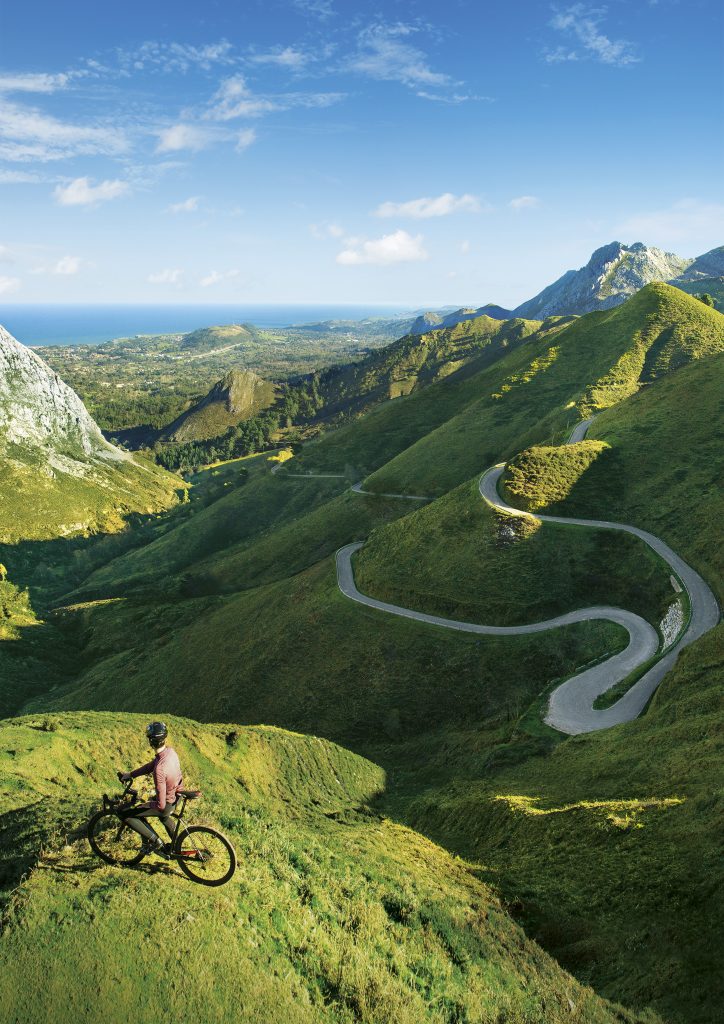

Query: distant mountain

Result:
[672,245,724,281]
[511,242,692,319]
[159,369,278,443]
[410,304,512,335]
[0,325,179,541]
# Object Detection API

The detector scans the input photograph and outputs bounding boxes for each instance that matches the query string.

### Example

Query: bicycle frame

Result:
[102,779,200,857]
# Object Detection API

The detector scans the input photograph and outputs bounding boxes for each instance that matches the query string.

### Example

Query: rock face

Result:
[512,242,692,319]
[671,245,724,281]
[161,368,277,443]
[0,325,124,469]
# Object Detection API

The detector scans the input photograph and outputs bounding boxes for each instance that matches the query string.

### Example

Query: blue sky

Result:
[0,0,722,306]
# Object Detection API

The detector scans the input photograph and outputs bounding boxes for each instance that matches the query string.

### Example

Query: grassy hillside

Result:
[388,624,723,1024]
[159,368,279,443]
[501,352,724,601]
[353,477,675,630]
[363,284,723,497]
[0,712,649,1024]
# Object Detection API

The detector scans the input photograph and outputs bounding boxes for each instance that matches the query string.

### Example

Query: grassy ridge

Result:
[354,477,674,630]
[0,712,650,1024]
[364,285,724,497]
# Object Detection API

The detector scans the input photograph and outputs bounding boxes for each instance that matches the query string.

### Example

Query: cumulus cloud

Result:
[374,193,484,219]
[337,230,428,266]
[347,23,451,89]
[53,255,82,275]
[168,196,200,214]
[156,123,213,153]
[546,5,640,67]
[0,276,21,295]
[200,269,240,287]
[54,176,129,206]
[148,268,184,286]
[509,195,540,210]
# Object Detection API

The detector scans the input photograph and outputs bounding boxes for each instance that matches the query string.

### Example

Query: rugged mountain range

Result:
[0,325,179,540]
[410,242,722,334]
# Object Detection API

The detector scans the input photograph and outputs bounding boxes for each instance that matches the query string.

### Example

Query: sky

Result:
[0,0,722,307]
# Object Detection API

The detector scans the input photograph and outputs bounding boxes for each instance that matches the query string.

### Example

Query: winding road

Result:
[325,419,719,734]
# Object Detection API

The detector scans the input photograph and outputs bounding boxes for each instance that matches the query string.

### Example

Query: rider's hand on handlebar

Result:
[118,771,132,782]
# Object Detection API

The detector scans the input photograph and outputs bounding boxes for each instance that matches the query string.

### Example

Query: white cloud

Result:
[236,128,257,151]
[509,195,540,210]
[615,198,724,245]
[249,47,311,70]
[547,5,640,67]
[0,246,14,263]
[337,230,428,266]
[460,240,471,254]
[0,169,42,183]
[204,74,343,121]
[0,276,21,295]
[118,40,235,74]
[0,72,69,93]
[200,269,240,287]
[348,23,452,89]
[293,0,335,19]
[53,255,82,275]
[374,193,484,219]
[0,101,127,162]
[156,123,213,153]
[148,268,184,286]
[310,221,345,239]
[54,176,129,206]
[168,196,200,214]
[416,91,493,104]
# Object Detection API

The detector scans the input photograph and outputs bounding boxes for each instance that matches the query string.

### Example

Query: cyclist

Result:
[119,721,183,857]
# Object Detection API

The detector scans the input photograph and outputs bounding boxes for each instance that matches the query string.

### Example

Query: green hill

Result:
[158,369,279,443]
[0,712,645,1024]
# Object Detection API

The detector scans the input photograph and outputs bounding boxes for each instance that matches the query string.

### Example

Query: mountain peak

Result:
[512,241,692,319]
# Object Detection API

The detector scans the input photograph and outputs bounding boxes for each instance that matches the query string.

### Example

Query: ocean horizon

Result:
[0,303,413,348]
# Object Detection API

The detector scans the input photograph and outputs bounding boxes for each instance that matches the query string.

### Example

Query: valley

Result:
[0,272,722,1024]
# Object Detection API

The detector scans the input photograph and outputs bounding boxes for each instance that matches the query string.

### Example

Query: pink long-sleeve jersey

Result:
[130,746,183,810]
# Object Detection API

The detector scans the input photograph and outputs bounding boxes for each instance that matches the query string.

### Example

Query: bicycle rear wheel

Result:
[87,810,146,866]
[173,825,236,886]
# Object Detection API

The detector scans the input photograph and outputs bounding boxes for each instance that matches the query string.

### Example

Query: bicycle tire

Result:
[87,809,146,866]
[173,824,236,886]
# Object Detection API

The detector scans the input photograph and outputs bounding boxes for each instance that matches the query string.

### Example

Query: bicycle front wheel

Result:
[87,810,146,866]
[174,825,236,886]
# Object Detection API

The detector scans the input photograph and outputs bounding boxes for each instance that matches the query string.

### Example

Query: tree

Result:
[697,293,716,308]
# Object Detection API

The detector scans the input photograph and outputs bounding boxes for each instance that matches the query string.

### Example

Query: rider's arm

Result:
[128,759,155,779]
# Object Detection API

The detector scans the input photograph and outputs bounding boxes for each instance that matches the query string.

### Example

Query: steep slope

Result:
[364,284,724,497]
[512,242,691,318]
[159,368,278,443]
[0,712,646,1024]
[410,304,513,335]
[0,326,180,541]
[672,244,724,280]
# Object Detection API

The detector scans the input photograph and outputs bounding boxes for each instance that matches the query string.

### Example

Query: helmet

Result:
[145,721,168,748]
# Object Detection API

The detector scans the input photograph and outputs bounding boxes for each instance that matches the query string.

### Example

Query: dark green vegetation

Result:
[1,284,722,1023]
[42,319,412,433]
[673,278,724,311]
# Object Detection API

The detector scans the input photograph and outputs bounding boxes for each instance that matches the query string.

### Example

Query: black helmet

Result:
[146,721,168,748]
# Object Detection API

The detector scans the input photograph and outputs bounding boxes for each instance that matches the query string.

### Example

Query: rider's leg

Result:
[121,803,178,845]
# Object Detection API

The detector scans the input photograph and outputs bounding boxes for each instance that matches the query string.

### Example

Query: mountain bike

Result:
[86,773,236,887]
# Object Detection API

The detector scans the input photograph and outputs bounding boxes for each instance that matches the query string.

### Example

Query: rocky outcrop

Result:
[409,304,512,336]
[512,242,692,319]
[0,325,124,469]
[671,245,724,282]
[160,368,277,443]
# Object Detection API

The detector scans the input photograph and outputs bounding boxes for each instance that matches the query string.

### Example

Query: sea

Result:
[0,304,412,348]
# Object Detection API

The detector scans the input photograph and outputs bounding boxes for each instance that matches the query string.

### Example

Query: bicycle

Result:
[86,773,236,887]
